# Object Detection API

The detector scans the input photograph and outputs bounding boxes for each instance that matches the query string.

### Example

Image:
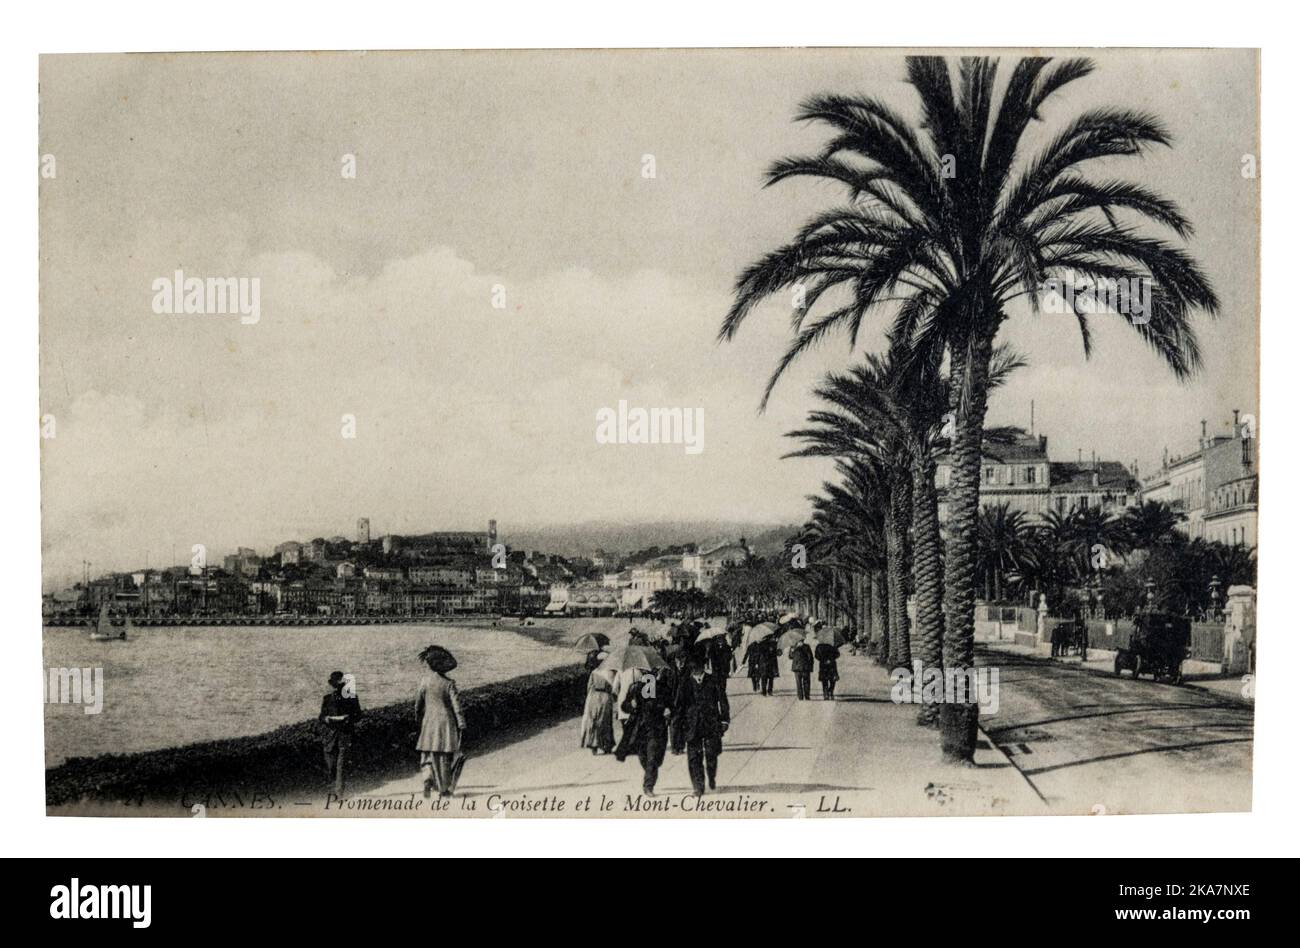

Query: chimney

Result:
[1200,419,1207,449]
[1163,447,1169,468]
[1078,448,1082,463]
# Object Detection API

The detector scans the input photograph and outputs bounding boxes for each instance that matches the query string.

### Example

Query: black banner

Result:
[14,858,1277,932]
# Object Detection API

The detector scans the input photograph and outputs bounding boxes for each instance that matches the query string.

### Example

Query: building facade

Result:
[1142,413,1257,546]
[935,433,1138,524]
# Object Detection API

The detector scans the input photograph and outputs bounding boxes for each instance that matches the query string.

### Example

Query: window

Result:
[1026,466,1037,484]
[984,466,995,483]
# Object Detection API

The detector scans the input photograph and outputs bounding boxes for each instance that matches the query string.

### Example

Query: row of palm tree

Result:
[976,499,1255,615]
[720,54,1219,762]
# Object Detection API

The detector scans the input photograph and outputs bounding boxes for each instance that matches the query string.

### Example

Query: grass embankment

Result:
[46,664,586,807]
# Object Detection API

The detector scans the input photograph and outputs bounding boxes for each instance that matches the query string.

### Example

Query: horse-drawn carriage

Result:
[1049,617,1088,660]
[1114,611,1190,684]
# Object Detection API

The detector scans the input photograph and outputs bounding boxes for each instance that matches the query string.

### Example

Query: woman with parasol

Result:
[415,644,467,799]
[580,651,617,755]
[574,632,611,672]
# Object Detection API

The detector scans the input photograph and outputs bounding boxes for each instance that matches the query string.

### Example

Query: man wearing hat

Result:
[319,671,362,795]
[672,655,730,796]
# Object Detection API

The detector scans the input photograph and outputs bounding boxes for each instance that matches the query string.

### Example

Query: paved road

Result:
[975,645,1254,814]
[352,651,1043,818]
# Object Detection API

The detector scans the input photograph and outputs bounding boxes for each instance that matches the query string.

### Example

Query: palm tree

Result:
[721,56,1219,761]
[976,503,1034,601]
[1119,500,1184,550]
[796,461,889,648]
[785,358,914,667]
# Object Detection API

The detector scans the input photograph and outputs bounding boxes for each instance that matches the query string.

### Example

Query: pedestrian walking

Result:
[673,655,730,796]
[709,635,736,690]
[789,638,814,701]
[816,642,841,700]
[744,638,764,693]
[666,646,688,755]
[319,671,361,795]
[614,666,672,795]
[415,646,467,799]
[580,661,617,755]
[760,637,780,696]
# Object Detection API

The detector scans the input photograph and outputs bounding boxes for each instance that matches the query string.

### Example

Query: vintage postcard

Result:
[39,48,1259,818]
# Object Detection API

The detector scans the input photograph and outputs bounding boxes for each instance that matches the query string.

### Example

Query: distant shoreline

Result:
[42,613,529,629]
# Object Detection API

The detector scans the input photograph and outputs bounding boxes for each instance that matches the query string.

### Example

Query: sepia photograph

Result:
[38,46,1260,822]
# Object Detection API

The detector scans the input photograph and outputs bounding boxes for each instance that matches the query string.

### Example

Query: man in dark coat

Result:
[759,638,780,697]
[666,647,689,755]
[744,639,764,693]
[708,636,735,691]
[673,656,730,796]
[319,671,362,794]
[816,644,841,700]
[789,638,815,700]
[615,666,672,795]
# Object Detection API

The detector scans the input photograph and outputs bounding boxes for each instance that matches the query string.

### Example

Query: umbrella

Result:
[779,612,801,625]
[815,642,841,662]
[815,626,848,647]
[599,643,667,672]
[778,628,805,650]
[694,625,726,644]
[573,632,611,652]
[741,622,778,655]
[418,644,457,673]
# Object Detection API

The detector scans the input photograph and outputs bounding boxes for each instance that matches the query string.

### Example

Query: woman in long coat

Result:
[580,663,617,754]
[415,659,467,798]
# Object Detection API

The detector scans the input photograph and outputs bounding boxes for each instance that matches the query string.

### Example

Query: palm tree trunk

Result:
[911,454,944,726]
[870,568,888,663]
[941,333,994,764]
[886,477,912,668]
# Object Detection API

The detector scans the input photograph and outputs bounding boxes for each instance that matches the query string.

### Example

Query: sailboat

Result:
[89,605,129,642]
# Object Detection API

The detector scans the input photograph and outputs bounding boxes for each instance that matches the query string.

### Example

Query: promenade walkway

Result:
[344,651,1046,818]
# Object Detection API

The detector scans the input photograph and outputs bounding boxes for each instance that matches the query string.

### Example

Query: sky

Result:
[38,48,1259,585]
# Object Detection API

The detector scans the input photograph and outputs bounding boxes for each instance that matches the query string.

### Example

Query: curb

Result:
[975,721,1050,810]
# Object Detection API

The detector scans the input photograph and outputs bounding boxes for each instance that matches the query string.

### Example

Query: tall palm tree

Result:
[796,461,888,636]
[785,359,913,667]
[721,55,1218,761]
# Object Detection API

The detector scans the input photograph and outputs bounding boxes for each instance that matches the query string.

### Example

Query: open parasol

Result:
[694,625,726,644]
[778,627,806,650]
[573,632,611,652]
[599,643,667,672]
[418,644,458,673]
[815,625,849,647]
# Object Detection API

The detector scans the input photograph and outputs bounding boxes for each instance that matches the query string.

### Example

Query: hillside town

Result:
[42,514,754,623]
[44,412,1255,627]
